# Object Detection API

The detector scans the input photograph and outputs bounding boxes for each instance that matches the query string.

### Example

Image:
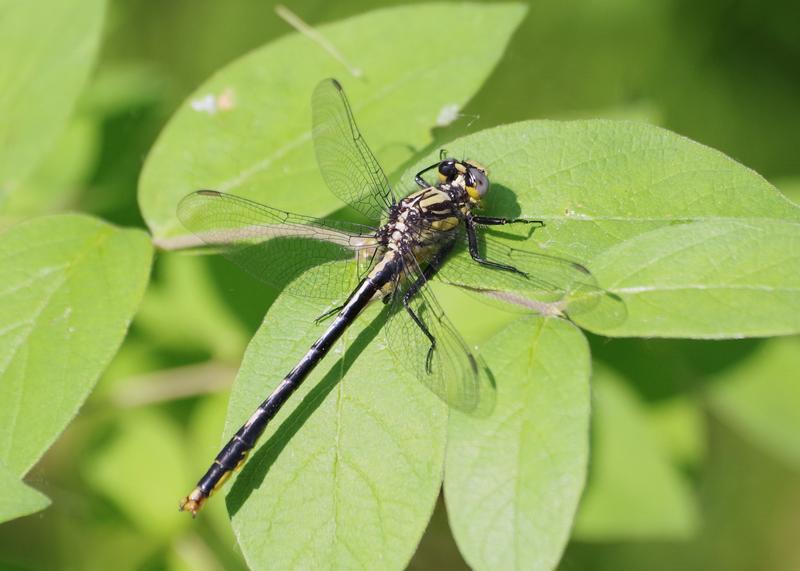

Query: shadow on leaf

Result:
[225,308,387,516]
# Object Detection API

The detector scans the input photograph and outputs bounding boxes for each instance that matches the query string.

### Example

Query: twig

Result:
[275,4,363,78]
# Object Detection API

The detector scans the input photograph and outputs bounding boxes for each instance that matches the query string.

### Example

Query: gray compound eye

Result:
[470,168,489,198]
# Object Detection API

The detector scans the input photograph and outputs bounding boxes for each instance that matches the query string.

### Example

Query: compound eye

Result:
[437,159,457,182]
[468,167,489,199]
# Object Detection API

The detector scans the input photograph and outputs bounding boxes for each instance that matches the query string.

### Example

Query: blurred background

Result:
[1,0,799,569]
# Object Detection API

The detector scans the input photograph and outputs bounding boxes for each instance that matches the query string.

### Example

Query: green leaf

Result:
[221,293,447,569]
[140,2,527,241]
[708,336,800,469]
[0,0,105,193]
[83,409,190,537]
[410,120,800,259]
[445,317,590,571]
[404,120,800,337]
[0,115,99,221]
[573,366,698,541]
[584,219,800,337]
[0,214,152,476]
[0,460,50,524]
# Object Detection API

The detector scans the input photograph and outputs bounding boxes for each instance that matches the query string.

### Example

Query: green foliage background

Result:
[1,0,799,570]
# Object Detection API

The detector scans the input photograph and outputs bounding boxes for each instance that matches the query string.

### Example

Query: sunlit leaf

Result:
[0,0,104,193]
[0,115,99,222]
[404,120,800,337]
[140,2,527,241]
[0,214,152,476]
[585,219,800,337]
[221,293,447,569]
[0,460,49,524]
[445,317,590,571]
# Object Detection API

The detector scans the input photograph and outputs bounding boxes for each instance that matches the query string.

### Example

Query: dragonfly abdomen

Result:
[179,255,401,516]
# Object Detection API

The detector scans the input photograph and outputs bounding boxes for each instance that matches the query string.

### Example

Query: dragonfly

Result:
[177,78,614,515]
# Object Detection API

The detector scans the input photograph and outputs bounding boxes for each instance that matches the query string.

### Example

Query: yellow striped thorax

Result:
[368,156,492,292]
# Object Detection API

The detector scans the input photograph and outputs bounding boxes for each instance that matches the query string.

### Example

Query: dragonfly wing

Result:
[438,231,626,324]
[312,79,395,224]
[178,190,380,302]
[382,255,495,416]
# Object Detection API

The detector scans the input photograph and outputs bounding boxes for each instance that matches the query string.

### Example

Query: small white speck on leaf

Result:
[190,88,236,115]
[436,103,461,127]
[191,94,214,114]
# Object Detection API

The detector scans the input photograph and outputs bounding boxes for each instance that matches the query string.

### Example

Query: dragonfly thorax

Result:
[380,186,464,254]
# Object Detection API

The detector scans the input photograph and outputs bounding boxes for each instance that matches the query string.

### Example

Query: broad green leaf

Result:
[584,219,800,337]
[0,214,152,476]
[221,293,447,569]
[0,460,50,524]
[445,317,590,571]
[432,281,518,347]
[83,409,190,537]
[708,336,800,469]
[0,115,99,221]
[404,120,800,337]
[409,120,800,261]
[140,2,527,241]
[574,366,698,541]
[0,0,104,193]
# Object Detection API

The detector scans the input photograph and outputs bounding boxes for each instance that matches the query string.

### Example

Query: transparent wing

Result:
[177,190,380,302]
[438,230,627,326]
[383,254,495,416]
[312,78,395,223]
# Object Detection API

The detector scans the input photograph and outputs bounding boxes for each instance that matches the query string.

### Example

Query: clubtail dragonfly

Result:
[177,78,613,515]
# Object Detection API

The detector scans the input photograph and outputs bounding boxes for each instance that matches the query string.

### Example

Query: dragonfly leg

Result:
[415,161,441,189]
[465,216,529,277]
[472,216,544,228]
[402,294,436,373]
[314,304,343,324]
[401,245,453,373]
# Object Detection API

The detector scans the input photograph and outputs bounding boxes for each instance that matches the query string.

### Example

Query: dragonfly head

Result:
[437,158,490,203]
